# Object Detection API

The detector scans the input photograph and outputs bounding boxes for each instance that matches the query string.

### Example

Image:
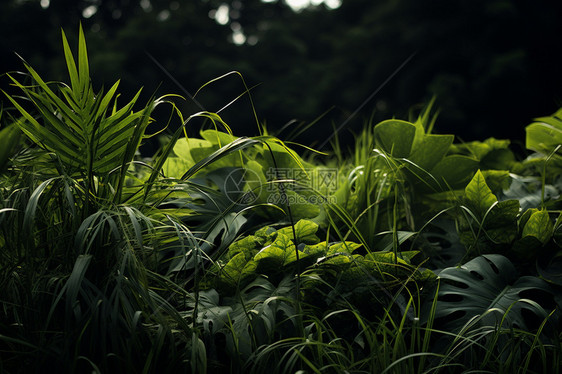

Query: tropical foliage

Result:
[0,27,561,374]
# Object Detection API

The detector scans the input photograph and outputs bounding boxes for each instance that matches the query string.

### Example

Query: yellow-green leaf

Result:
[522,210,553,245]
[465,170,497,215]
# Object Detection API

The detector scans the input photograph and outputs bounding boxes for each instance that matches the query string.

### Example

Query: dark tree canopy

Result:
[1,0,561,148]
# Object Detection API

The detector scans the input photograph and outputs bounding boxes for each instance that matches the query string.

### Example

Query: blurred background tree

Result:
[1,0,561,152]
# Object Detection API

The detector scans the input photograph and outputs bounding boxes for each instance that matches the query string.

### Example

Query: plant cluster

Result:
[0,27,561,373]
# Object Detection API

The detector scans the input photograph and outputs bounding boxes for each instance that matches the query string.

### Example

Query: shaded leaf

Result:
[522,209,553,245]
[432,255,554,332]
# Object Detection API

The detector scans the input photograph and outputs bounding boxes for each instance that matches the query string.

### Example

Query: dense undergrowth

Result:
[0,27,561,374]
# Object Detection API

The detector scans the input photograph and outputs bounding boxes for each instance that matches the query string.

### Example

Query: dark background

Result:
[1,0,561,153]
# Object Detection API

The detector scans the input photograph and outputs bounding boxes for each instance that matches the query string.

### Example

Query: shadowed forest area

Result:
[2,0,561,150]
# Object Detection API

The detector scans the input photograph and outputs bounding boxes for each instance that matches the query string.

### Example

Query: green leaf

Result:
[200,129,238,147]
[409,134,454,171]
[326,241,362,255]
[522,210,553,245]
[61,28,79,97]
[227,234,264,260]
[77,23,90,102]
[0,122,21,170]
[431,254,554,332]
[526,107,562,155]
[254,232,297,267]
[302,242,328,256]
[537,250,562,287]
[465,170,497,215]
[431,155,479,189]
[480,170,511,193]
[512,236,542,261]
[484,199,519,244]
[220,252,257,286]
[374,119,417,157]
[277,219,319,245]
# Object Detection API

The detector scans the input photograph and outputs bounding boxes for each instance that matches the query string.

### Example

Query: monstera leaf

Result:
[431,255,555,333]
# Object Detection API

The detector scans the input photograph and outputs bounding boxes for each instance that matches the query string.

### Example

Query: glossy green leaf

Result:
[465,170,497,215]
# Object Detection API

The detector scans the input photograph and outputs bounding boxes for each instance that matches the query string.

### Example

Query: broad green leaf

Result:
[173,137,212,162]
[180,137,261,180]
[269,190,321,220]
[484,199,520,244]
[526,108,562,155]
[254,225,277,242]
[512,236,543,261]
[302,242,328,256]
[522,210,553,245]
[277,219,319,244]
[221,252,257,286]
[326,241,362,255]
[162,157,192,179]
[254,232,297,267]
[227,234,264,260]
[431,155,479,189]
[526,122,562,155]
[409,134,454,171]
[374,119,417,157]
[431,255,553,332]
[481,148,515,170]
[200,129,238,147]
[481,170,511,193]
[465,170,497,215]
[244,160,268,202]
